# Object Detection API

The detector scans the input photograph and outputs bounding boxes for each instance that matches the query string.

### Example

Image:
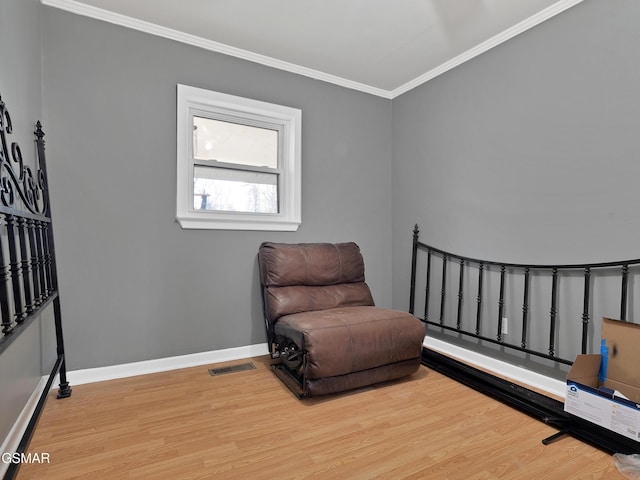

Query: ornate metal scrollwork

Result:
[0,96,47,215]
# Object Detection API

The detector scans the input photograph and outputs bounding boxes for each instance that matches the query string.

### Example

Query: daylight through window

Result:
[176,85,301,230]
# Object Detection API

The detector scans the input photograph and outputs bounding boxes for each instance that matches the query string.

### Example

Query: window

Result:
[176,85,301,230]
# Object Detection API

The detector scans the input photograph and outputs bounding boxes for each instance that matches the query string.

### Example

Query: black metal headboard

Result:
[409,223,640,454]
[409,224,640,365]
[0,94,70,479]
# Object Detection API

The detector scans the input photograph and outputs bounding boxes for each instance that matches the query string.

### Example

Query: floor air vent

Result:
[209,362,256,376]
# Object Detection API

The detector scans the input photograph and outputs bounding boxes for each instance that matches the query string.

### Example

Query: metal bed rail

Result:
[409,223,640,453]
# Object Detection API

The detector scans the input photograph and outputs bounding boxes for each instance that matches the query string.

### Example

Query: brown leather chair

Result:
[258,242,426,397]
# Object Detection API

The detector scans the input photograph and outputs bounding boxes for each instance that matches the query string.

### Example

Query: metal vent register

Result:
[209,362,256,376]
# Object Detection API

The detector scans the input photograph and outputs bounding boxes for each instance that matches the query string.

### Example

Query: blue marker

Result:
[598,338,609,384]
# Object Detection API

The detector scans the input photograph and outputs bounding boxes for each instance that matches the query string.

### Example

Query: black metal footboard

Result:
[0,95,71,480]
[409,224,640,453]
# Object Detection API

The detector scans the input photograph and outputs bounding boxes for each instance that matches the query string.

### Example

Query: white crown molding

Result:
[42,0,583,99]
[391,0,585,98]
[40,0,393,99]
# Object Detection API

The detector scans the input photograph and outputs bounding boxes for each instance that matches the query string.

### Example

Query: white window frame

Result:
[176,84,301,231]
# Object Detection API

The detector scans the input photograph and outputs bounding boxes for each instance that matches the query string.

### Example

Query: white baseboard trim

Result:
[2,344,269,466]
[423,336,566,400]
[62,339,566,399]
[0,375,49,479]
[66,343,270,386]
[2,338,564,477]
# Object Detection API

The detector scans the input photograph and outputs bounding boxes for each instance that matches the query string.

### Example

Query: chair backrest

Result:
[258,242,375,328]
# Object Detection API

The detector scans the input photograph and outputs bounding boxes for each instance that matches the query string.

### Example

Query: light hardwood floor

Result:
[17,356,621,479]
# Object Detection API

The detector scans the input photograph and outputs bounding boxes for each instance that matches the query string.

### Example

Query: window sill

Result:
[176,213,301,231]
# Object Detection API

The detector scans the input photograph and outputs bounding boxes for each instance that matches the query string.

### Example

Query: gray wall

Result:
[42,8,393,371]
[391,0,640,368]
[0,0,58,447]
[4,0,639,442]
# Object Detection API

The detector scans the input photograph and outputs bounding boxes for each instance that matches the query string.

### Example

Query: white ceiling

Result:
[43,0,583,98]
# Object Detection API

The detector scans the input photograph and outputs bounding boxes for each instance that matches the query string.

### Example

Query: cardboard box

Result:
[565,318,640,442]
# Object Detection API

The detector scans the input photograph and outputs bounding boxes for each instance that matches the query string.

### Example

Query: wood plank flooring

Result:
[17,356,621,479]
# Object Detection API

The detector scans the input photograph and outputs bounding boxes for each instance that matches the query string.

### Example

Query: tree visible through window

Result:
[176,85,301,231]
[192,116,279,214]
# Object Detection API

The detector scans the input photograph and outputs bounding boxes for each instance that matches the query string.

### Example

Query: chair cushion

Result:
[259,242,375,324]
[264,283,374,324]
[274,306,425,380]
[259,242,366,287]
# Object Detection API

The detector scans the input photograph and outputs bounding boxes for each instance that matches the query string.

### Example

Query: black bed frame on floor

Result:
[409,224,640,454]
[0,94,71,480]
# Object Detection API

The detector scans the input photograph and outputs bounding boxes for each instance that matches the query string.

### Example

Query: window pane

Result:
[194,165,278,213]
[193,116,278,168]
